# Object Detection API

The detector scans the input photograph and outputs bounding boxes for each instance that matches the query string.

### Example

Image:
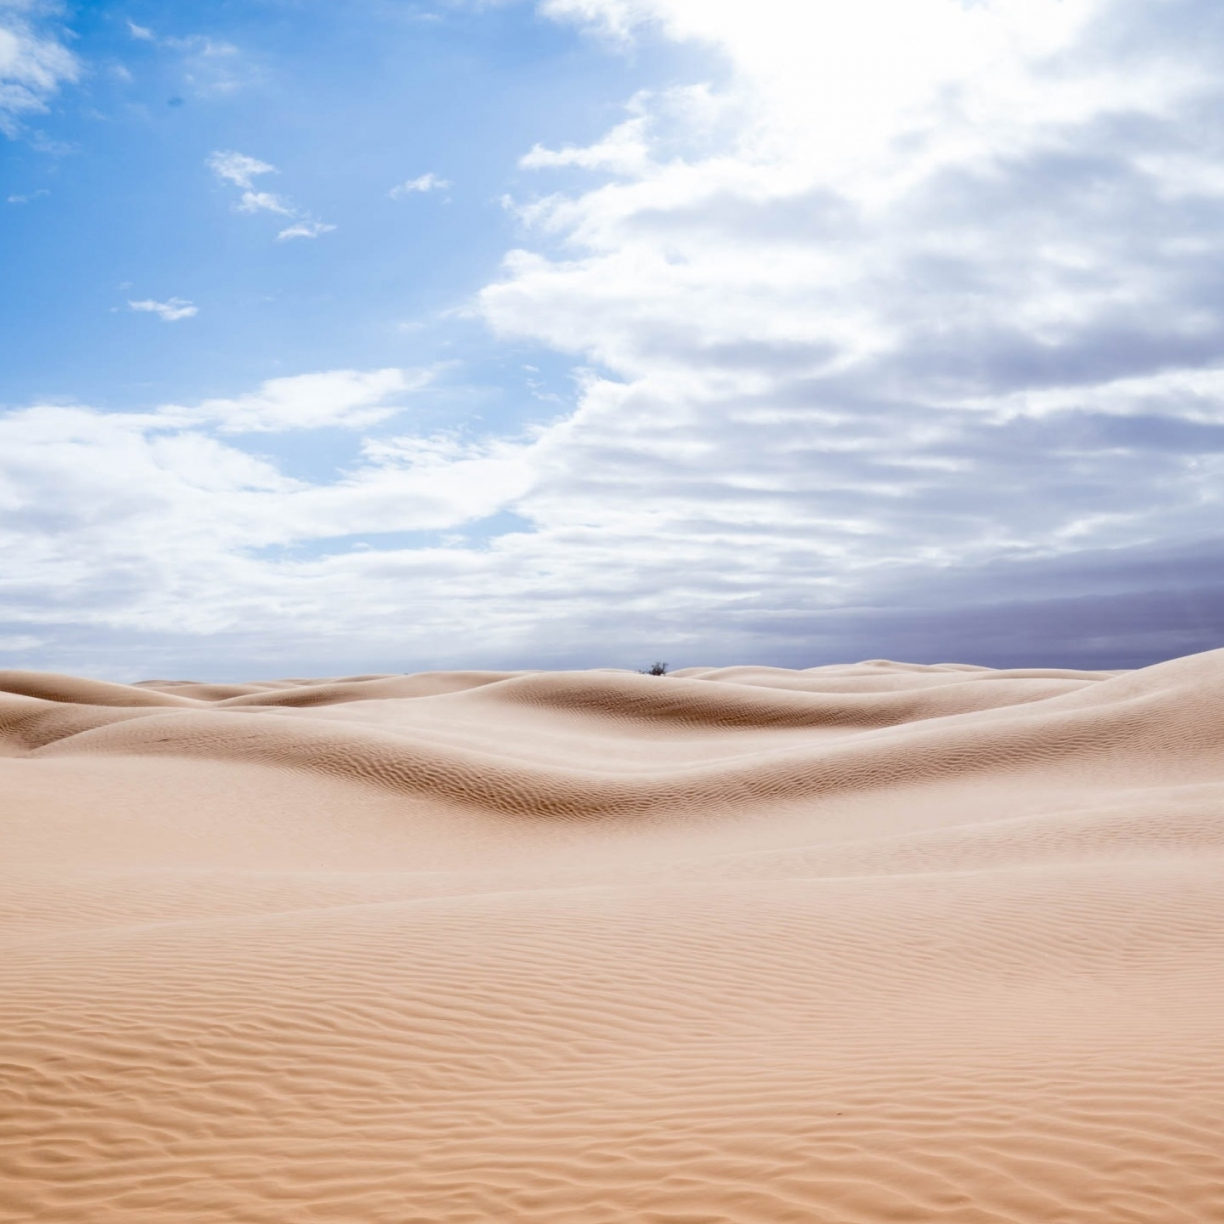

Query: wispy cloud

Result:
[389,172,451,198]
[206,149,275,187]
[206,150,288,213]
[128,298,198,322]
[207,150,334,236]
[123,22,248,95]
[182,368,432,432]
[0,4,80,135]
[7,187,48,204]
[277,219,337,241]
[237,189,294,217]
[166,33,245,96]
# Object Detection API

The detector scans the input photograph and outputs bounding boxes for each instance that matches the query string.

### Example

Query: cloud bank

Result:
[5,0,1224,676]
[475,0,1224,666]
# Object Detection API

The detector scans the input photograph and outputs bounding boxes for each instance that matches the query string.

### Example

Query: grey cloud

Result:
[759,587,1224,672]
[626,187,859,245]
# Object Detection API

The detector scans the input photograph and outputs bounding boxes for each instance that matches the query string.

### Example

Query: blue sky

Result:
[2,2,701,407]
[3,0,1224,678]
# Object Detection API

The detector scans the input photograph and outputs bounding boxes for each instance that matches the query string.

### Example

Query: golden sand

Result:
[3,654,1223,1221]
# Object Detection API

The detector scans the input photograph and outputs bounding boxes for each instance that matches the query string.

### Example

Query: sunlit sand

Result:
[3,654,1223,1222]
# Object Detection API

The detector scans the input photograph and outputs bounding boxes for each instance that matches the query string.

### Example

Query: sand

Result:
[2,653,1224,1223]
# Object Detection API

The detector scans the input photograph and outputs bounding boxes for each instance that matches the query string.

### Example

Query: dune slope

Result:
[2,653,1224,1222]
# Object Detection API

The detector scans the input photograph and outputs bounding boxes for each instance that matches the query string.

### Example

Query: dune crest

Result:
[3,653,1224,1222]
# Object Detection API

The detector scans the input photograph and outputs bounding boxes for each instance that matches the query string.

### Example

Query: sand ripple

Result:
[2,654,1224,1221]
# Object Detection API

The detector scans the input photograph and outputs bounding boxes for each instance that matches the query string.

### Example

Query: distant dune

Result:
[2,654,1223,1222]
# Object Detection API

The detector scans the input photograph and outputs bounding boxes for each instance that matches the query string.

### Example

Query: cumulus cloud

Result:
[462,0,1224,663]
[128,297,198,322]
[0,2,79,135]
[389,172,451,198]
[520,114,650,175]
[0,367,537,645]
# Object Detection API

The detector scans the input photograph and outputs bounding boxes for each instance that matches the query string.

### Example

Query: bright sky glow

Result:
[2,0,1224,678]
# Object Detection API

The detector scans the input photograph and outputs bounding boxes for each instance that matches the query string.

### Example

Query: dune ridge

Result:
[2,652,1224,1222]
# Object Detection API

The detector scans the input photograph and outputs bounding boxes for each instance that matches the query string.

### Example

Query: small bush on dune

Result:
[639,662,669,676]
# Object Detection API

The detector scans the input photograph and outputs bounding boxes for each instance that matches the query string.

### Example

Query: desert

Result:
[8,0,1224,1219]
[2,652,1223,1222]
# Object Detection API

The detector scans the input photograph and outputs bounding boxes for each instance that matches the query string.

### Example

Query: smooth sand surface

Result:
[3,653,1224,1222]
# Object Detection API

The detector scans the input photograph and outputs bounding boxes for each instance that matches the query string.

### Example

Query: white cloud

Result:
[0,369,533,644]
[538,0,655,41]
[0,5,79,134]
[126,20,155,41]
[521,115,650,175]
[479,0,1224,547]
[449,0,1224,663]
[207,149,334,236]
[207,149,276,190]
[389,172,452,198]
[182,368,431,433]
[238,189,293,216]
[6,186,47,203]
[277,219,337,240]
[128,298,199,322]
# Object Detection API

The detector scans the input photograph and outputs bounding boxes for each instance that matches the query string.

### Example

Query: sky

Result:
[2,0,1224,679]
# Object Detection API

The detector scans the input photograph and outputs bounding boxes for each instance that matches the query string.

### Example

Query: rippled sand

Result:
[3,654,1224,1222]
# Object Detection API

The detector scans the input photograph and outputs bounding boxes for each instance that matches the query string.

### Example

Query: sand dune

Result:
[2,653,1224,1222]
